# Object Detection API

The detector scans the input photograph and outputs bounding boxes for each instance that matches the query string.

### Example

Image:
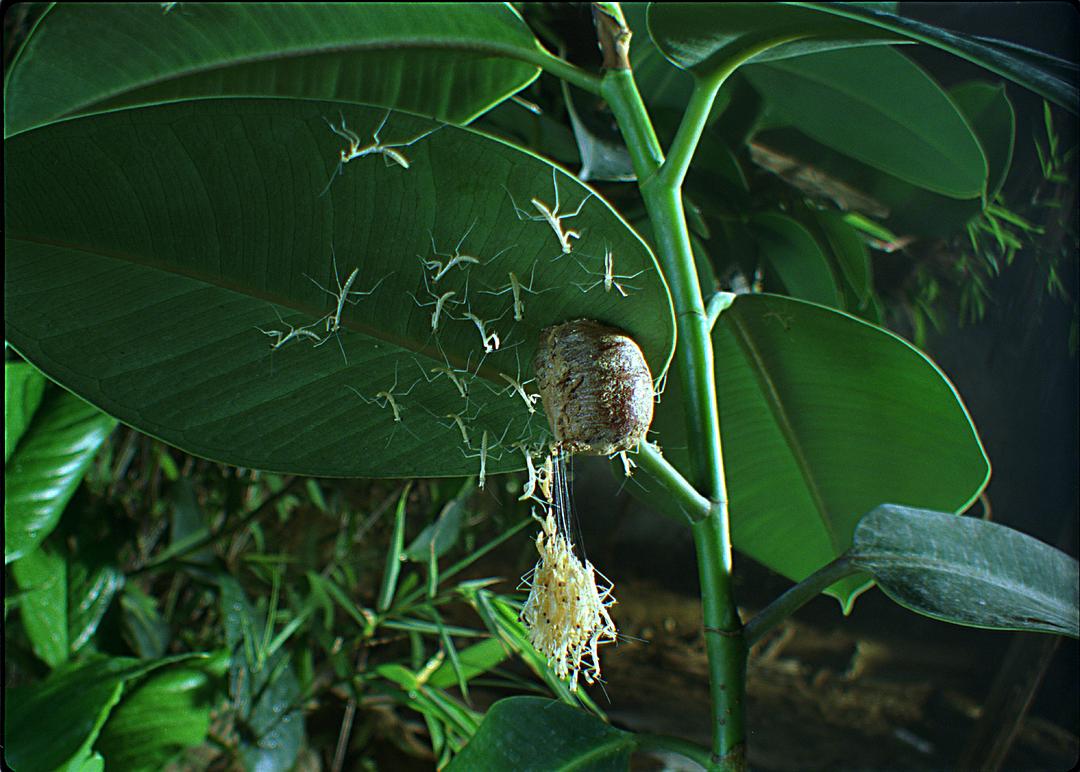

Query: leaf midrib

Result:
[728,310,840,553]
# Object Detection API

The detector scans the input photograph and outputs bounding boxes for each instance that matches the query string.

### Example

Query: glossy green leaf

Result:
[5,3,543,137]
[4,654,209,772]
[5,361,47,463]
[852,505,1079,638]
[448,696,634,771]
[95,666,217,771]
[646,3,1076,111]
[743,46,987,198]
[751,213,840,306]
[656,294,990,609]
[4,387,117,564]
[11,545,69,668]
[5,98,673,478]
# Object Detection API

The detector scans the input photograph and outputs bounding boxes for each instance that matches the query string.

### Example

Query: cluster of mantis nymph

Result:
[253,108,651,491]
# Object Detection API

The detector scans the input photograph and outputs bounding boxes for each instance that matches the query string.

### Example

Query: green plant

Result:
[4,3,1078,770]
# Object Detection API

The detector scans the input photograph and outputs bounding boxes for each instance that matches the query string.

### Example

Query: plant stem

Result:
[633,442,711,523]
[636,733,713,768]
[522,46,603,96]
[743,556,860,646]
[603,62,743,772]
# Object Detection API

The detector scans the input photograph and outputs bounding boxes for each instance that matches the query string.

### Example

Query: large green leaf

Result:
[11,544,70,668]
[949,81,1015,202]
[646,3,1076,111]
[5,360,47,463]
[653,293,989,609]
[4,386,118,564]
[95,666,217,771]
[3,654,211,772]
[5,3,543,137]
[447,696,634,771]
[743,46,987,198]
[4,98,673,478]
[852,505,1079,638]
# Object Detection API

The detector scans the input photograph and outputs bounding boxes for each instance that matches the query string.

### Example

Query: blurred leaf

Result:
[4,387,117,564]
[4,654,209,772]
[68,560,125,655]
[809,209,872,305]
[851,505,1080,638]
[743,46,987,198]
[949,81,1016,201]
[5,360,47,463]
[11,545,70,668]
[5,3,543,136]
[120,584,172,660]
[654,293,990,610]
[164,478,213,565]
[646,3,1076,111]
[751,212,840,306]
[218,577,305,772]
[379,484,411,611]
[405,492,467,562]
[5,98,673,478]
[448,696,633,771]
[428,638,511,689]
[95,666,217,771]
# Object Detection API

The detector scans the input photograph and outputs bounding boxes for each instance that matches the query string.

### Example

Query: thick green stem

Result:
[744,556,860,646]
[518,45,604,96]
[603,64,742,771]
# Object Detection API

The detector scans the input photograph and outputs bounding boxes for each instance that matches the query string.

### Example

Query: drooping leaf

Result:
[653,293,990,609]
[5,3,544,137]
[751,212,840,306]
[809,209,872,306]
[11,545,70,668]
[5,98,673,478]
[5,360,47,463]
[743,46,987,198]
[851,504,1080,638]
[95,666,218,771]
[646,3,1076,111]
[448,696,634,771]
[405,493,468,562]
[120,584,172,660]
[68,556,125,655]
[4,386,118,564]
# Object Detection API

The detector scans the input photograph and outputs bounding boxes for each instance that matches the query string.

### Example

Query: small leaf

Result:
[949,81,1016,201]
[405,495,466,562]
[428,638,511,689]
[378,484,411,611]
[4,387,117,564]
[809,210,872,305]
[851,504,1080,638]
[751,212,840,306]
[5,360,47,463]
[120,584,172,660]
[11,545,70,667]
[448,696,634,771]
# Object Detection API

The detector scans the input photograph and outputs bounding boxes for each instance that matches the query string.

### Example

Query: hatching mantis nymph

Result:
[574,244,643,298]
[480,264,550,322]
[306,248,388,364]
[319,110,442,196]
[506,167,593,256]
